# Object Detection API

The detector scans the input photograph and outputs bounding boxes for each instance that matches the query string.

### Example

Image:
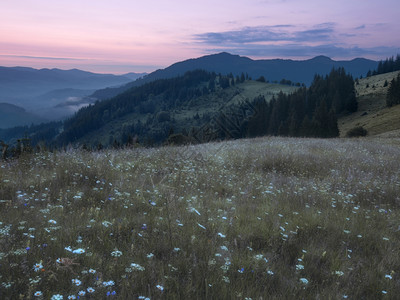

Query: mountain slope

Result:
[123,72,148,81]
[338,71,400,137]
[0,103,47,128]
[90,53,378,101]
[78,79,299,146]
[0,70,299,146]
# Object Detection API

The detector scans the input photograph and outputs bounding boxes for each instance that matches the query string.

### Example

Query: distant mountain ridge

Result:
[0,103,46,128]
[0,66,141,126]
[123,72,148,81]
[0,66,133,100]
[90,52,378,101]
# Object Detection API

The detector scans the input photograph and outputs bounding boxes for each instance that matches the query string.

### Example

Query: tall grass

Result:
[1,136,400,299]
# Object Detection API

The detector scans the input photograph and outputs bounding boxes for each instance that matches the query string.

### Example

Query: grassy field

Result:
[1,136,400,299]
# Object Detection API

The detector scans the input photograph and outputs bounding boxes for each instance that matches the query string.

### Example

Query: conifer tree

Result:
[387,73,400,107]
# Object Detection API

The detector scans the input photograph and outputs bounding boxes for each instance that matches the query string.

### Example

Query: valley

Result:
[0,67,145,127]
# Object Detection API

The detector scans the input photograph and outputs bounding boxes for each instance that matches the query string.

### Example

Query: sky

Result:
[1,0,399,74]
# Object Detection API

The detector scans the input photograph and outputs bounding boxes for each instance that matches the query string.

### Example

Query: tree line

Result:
[363,54,400,108]
[243,68,356,138]
[367,54,400,77]
[180,67,356,142]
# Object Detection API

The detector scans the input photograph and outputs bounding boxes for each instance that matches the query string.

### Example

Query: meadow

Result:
[1,136,400,299]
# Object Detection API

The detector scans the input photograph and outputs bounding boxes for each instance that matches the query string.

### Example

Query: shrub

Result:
[156,111,171,122]
[346,126,368,137]
[256,76,266,83]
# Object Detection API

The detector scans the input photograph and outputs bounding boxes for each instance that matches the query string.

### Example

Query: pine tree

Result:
[327,108,339,137]
[300,115,313,137]
[387,73,400,107]
[247,96,269,137]
[311,99,338,138]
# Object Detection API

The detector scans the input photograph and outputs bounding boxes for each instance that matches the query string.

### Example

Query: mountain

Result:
[0,67,132,100]
[0,103,47,129]
[90,52,378,101]
[123,72,148,81]
[0,66,137,125]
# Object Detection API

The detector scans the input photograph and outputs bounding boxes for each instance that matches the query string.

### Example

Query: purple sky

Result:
[1,0,399,74]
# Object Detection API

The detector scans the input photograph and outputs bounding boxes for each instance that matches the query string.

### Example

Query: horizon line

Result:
[0,51,387,75]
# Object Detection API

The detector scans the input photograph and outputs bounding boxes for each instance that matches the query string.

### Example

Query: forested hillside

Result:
[0,67,358,151]
[58,70,218,146]
[59,68,356,146]
[244,68,356,138]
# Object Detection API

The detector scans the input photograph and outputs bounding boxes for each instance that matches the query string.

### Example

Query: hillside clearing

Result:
[339,71,400,137]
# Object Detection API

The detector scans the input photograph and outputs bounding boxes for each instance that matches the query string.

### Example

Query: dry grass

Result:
[1,136,400,299]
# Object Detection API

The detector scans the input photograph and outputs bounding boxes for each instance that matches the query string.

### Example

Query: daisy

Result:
[131,263,145,271]
[111,250,122,257]
[71,279,81,286]
[33,262,43,272]
[299,278,309,284]
[72,248,85,254]
[156,284,164,291]
[103,280,115,287]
